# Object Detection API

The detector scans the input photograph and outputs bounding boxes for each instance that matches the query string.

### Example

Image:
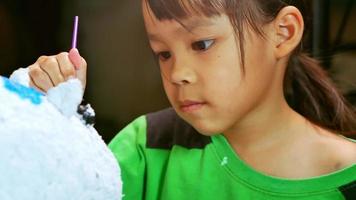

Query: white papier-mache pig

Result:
[0,68,122,200]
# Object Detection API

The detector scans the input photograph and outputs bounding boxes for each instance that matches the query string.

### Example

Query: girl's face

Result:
[143,3,280,136]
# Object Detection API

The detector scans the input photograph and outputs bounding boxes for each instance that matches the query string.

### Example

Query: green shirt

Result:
[109,108,356,200]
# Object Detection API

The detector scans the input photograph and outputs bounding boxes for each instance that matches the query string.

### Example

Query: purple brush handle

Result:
[71,16,79,49]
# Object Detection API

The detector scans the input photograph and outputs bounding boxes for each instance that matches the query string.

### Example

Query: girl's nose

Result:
[169,56,197,85]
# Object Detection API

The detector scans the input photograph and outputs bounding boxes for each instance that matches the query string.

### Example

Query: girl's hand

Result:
[29,48,87,93]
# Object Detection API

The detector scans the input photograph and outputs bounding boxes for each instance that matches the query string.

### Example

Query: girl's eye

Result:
[192,39,215,51]
[157,51,171,61]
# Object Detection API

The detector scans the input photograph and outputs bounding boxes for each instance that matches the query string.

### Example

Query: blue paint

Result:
[1,76,43,105]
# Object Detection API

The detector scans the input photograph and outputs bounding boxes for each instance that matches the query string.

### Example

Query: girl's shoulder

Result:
[335,136,356,168]
[318,132,356,171]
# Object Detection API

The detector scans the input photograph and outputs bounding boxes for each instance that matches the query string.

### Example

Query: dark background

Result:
[0,0,355,142]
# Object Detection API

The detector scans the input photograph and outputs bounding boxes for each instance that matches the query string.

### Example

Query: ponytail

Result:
[284,53,356,135]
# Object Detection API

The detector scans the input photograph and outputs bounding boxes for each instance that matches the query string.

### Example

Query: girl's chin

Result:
[173,107,225,135]
[188,121,223,136]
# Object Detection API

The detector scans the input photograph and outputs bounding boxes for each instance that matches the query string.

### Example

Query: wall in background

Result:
[329,1,356,99]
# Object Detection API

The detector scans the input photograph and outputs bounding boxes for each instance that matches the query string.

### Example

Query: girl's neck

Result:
[223,97,311,152]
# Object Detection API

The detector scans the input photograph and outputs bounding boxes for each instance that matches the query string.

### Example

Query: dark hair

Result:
[144,0,356,135]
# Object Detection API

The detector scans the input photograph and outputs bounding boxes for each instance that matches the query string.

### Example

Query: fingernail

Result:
[69,48,82,70]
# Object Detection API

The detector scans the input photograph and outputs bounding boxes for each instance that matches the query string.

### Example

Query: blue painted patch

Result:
[1,76,43,105]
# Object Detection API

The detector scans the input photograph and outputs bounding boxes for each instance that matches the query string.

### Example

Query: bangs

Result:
[145,0,226,20]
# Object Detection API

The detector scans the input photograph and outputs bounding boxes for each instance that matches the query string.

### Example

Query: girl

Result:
[29,0,356,199]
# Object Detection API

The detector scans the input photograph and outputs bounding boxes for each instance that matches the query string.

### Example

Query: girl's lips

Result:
[179,100,206,112]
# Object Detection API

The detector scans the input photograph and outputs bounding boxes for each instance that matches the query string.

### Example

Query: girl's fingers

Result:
[39,55,65,86]
[28,63,54,92]
[55,52,76,81]
[28,50,86,92]
[69,48,81,70]
[69,48,87,89]
[36,55,47,63]
[76,57,87,89]
[29,79,45,94]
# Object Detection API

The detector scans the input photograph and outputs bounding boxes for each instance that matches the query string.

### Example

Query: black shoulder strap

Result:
[339,180,356,200]
[146,108,211,149]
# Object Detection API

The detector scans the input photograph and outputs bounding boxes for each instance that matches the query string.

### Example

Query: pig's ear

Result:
[9,68,31,87]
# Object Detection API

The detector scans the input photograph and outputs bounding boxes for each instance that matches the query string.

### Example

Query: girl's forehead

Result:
[141,0,225,19]
[141,0,226,24]
[144,12,230,37]
[143,4,227,29]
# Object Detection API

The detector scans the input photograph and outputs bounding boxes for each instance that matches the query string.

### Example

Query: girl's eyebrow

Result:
[148,18,216,41]
[183,18,216,32]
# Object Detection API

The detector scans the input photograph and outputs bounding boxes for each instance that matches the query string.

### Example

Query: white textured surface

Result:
[47,79,83,117]
[9,68,30,87]
[0,75,122,200]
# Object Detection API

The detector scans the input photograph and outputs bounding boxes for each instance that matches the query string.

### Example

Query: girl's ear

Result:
[273,6,304,59]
